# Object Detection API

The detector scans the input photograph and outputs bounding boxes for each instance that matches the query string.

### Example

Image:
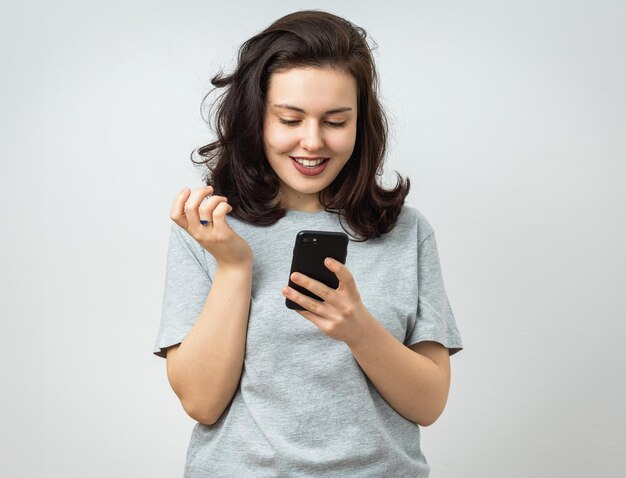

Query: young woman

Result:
[154,10,463,477]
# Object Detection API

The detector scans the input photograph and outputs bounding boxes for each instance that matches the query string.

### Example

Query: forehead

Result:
[266,67,357,113]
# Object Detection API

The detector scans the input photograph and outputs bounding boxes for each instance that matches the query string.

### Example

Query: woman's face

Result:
[263,67,358,211]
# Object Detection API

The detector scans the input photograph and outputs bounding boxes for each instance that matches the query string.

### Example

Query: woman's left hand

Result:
[281,257,374,346]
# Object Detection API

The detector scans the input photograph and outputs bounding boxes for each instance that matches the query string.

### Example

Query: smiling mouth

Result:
[290,157,330,167]
[289,156,331,176]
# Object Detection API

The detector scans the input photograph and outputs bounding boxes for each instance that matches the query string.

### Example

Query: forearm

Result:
[347,315,446,426]
[170,263,252,424]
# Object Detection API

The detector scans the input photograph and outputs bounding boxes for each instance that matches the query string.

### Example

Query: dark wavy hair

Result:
[191,9,410,242]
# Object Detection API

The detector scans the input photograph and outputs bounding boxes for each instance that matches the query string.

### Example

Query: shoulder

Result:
[168,222,208,260]
[399,204,435,244]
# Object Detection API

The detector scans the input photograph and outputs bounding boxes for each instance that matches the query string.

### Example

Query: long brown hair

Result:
[192,9,410,241]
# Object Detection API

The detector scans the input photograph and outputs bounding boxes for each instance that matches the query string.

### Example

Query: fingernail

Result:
[179,187,188,194]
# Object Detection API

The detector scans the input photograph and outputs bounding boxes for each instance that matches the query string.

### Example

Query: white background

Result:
[2,1,625,476]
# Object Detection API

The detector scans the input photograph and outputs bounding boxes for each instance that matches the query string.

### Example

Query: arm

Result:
[347,318,451,427]
[282,257,452,427]
[166,262,253,425]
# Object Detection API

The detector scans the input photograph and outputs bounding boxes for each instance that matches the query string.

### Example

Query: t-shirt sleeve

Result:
[404,218,464,356]
[153,223,213,359]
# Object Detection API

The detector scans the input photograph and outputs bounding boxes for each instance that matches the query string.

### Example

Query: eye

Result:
[278,119,346,128]
[279,119,300,126]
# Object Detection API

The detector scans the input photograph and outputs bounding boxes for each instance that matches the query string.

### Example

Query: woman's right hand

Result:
[170,186,253,268]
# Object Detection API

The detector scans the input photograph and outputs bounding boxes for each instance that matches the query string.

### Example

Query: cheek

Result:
[329,128,357,155]
[265,123,296,152]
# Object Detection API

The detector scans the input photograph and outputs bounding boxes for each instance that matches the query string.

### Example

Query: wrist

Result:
[344,312,381,350]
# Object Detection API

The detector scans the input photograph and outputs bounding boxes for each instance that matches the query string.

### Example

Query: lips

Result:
[290,156,329,161]
[290,156,330,176]
[289,156,330,165]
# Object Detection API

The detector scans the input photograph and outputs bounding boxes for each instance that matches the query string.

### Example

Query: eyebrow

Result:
[273,103,353,115]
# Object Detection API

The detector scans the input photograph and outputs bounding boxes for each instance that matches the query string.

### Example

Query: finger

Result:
[283,285,325,316]
[198,195,229,224]
[324,257,355,289]
[170,187,192,229]
[184,186,214,229]
[290,271,336,305]
[210,201,233,229]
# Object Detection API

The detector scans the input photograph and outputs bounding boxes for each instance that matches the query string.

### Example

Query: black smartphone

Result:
[285,230,349,310]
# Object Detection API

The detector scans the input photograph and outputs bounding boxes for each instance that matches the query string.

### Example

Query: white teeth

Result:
[294,158,326,167]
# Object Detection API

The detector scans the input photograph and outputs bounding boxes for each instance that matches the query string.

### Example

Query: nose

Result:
[300,121,324,151]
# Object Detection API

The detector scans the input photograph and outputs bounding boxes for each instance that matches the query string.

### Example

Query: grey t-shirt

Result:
[153,204,463,477]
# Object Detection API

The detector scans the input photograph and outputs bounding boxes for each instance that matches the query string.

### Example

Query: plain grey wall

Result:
[2,0,625,476]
